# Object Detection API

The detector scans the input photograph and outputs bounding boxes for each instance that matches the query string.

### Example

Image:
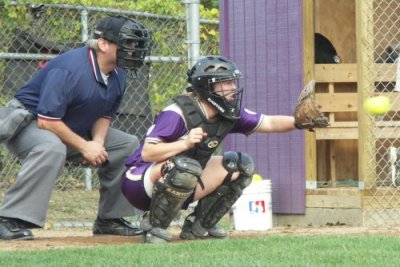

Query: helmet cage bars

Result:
[116,19,151,71]
[206,76,243,120]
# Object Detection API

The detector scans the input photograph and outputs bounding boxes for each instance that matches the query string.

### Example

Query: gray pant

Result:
[0,120,139,227]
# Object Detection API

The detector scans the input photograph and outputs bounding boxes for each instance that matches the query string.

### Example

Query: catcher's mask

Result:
[94,16,151,74]
[187,55,243,120]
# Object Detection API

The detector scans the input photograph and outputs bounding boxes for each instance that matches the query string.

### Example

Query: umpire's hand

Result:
[81,140,108,166]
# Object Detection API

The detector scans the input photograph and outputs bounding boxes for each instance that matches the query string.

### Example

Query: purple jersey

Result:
[125,102,263,175]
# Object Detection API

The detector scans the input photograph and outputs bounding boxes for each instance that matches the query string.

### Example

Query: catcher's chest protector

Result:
[174,95,236,167]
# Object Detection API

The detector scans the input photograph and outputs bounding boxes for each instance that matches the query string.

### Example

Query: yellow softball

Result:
[363,96,391,115]
[252,173,263,182]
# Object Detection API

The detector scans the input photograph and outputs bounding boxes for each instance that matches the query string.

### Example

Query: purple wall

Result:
[220,0,305,214]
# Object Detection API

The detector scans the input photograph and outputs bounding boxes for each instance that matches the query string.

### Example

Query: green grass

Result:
[1,235,400,267]
[48,189,99,223]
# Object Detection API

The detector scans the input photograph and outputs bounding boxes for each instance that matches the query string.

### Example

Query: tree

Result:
[202,0,219,9]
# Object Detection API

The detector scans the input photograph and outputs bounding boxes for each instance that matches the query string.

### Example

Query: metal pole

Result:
[81,8,92,191]
[184,0,200,69]
[83,167,92,191]
[80,8,89,42]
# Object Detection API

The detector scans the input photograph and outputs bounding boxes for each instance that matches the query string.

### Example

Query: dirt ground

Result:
[1,225,400,251]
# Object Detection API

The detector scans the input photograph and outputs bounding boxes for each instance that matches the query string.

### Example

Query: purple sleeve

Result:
[231,107,263,135]
[146,110,188,142]
[125,107,187,167]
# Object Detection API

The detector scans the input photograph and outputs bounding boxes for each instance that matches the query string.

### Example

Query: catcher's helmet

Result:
[94,16,151,72]
[187,55,243,120]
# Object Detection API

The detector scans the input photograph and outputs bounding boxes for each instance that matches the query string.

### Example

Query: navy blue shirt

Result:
[15,46,126,137]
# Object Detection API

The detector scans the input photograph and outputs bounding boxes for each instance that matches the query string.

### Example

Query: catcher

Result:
[121,55,328,243]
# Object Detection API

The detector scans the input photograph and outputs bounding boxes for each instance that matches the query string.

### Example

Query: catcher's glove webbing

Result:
[294,80,329,130]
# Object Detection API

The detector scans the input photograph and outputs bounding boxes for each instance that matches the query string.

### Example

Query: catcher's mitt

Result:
[294,80,329,130]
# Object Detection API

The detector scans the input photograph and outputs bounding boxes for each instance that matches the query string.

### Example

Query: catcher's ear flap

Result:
[187,68,194,83]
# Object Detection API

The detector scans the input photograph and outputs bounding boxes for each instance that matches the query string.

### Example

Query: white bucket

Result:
[232,179,272,231]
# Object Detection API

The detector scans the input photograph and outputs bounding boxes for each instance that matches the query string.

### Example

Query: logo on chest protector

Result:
[206,138,219,148]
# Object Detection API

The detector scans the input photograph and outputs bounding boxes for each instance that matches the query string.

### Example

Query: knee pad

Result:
[162,156,202,189]
[149,156,202,228]
[222,151,255,184]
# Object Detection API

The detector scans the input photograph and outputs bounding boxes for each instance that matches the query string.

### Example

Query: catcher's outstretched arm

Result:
[257,115,296,133]
[254,80,328,133]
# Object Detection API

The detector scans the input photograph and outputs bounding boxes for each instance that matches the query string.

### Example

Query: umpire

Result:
[0,16,151,240]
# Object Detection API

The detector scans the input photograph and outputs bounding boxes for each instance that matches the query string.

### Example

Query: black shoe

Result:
[0,217,34,240]
[93,217,143,236]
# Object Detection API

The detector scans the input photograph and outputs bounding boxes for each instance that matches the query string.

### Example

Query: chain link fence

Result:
[0,3,219,227]
[362,0,400,226]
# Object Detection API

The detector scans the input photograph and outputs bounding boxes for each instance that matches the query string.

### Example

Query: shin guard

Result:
[149,156,202,229]
[192,174,252,236]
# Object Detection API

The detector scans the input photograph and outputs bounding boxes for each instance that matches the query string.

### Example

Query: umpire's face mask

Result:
[116,20,151,77]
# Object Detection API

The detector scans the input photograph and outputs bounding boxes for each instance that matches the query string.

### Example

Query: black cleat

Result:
[0,217,34,240]
[93,217,143,236]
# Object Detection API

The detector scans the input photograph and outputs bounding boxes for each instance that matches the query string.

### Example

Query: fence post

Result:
[80,8,92,191]
[184,0,200,68]
[80,8,89,42]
